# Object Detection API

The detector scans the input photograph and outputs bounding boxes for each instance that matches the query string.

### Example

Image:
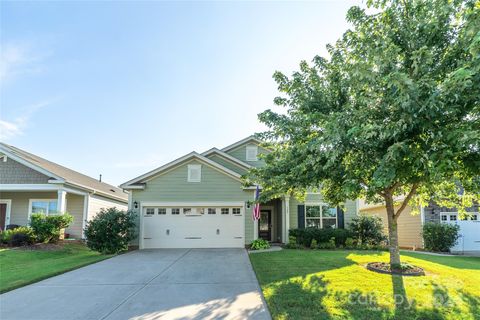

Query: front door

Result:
[0,204,7,230]
[258,209,272,241]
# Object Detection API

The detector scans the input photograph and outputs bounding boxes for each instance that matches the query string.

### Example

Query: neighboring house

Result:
[0,143,128,238]
[120,136,357,249]
[360,200,480,252]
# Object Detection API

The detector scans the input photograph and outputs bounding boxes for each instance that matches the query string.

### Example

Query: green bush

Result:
[30,213,73,243]
[423,222,460,252]
[250,238,270,250]
[0,226,35,246]
[285,235,300,249]
[345,237,356,249]
[349,215,386,245]
[318,238,336,249]
[310,239,318,249]
[84,208,137,254]
[289,228,353,247]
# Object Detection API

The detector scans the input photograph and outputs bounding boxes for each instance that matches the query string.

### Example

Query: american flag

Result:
[253,185,260,221]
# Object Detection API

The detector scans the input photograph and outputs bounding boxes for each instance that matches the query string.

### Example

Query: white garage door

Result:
[442,212,480,252]
[141,204,245,249]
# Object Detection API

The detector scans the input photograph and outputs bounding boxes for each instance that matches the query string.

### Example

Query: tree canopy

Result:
[248,0,479,266]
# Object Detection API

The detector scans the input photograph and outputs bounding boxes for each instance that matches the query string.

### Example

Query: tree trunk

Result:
[385,194,401,268]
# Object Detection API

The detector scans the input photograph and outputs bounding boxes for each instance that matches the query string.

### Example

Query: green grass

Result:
[0,242,112,293]
[249,249,480,320]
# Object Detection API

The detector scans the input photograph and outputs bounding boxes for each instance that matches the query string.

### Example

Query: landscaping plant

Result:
[422,222,460,252]
[349,215,386,245]
[0,226,36,246]
[30,213,73,243]
[289,228,353,247]
[250,238,271,250]
[248,0,479,269]
[84,208,137,254]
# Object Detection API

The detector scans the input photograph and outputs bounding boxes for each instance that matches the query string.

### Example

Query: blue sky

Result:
[1,0,361,186]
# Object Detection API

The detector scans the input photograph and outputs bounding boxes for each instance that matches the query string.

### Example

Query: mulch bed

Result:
[366,262,425,276]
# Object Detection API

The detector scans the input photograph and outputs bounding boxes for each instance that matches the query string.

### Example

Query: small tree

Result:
[349,215,386,245]
[249,0,479,268]
[30,213,74,243]
[423,223,460,252]
[84,208,137,254]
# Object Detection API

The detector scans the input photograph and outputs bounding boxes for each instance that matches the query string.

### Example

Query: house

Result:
[360,200,480,252]
[120,136,358,249]
[0,143,128,238]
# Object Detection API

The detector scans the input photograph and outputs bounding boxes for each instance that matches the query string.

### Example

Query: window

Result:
[472,215,478,221]
[172,208,180,215]
[158,208,166,215]
[183,208,192,214]
[188,164,201,182]
[208,208,216,215]
[450,215,457,221]
[441,215,447,221]
[145,208,155,216]
[198,208,205,215]
[232,208,241,215]
[305,205,337,229]
[221,208,229,215]
[246,145,258,161]
[30,200,58,215]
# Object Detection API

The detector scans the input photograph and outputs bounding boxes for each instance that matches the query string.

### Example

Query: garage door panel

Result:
[142,205,245,249]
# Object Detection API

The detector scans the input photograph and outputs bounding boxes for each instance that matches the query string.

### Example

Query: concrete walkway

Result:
[0,249,271,320]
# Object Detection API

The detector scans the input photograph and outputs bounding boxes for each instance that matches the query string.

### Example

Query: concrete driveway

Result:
[0,249,270,320]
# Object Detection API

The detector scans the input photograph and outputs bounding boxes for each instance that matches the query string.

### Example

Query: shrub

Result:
[310,239,318,249]
[84,208,137,254]
[289,228,353,247]
[349,215,386,245]
[250,238,270,250]
[285,235,300,249]
[30,213,73,243]
[0,226,35,246]
[345,237,356,249]
[423,223,460,252]
[318,238,336,249]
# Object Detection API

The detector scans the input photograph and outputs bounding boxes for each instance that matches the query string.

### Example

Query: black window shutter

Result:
[297,205,305,229]
[337,206,345,229]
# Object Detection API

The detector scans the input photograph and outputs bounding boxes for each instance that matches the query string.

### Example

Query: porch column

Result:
[253,191,258,240]
[57,189,67,214]
[284,195,290,243]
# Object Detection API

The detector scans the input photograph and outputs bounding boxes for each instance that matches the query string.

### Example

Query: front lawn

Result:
[250,250,480,319]
[0,242,112,293]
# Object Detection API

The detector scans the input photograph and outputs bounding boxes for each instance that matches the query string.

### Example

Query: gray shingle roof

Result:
[0,142,127,202]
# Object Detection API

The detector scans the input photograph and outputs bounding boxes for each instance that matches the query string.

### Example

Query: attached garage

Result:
[141,203,245,248]
[441,212,480,252]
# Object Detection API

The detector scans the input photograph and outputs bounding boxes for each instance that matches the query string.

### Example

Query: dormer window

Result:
[246,145,258,161]
[187,164,201,182]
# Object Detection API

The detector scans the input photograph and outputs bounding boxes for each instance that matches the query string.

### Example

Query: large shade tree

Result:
[249,0,479,267]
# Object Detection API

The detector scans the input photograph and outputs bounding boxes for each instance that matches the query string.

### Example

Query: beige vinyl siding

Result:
[0,158,50,184]
[65,193,85,238]
[226,144,270,167]
[0,192,57,226]
[88,194,127,220]
[360,205,423,249]
[131,160,254,245]
[206,154,248,175]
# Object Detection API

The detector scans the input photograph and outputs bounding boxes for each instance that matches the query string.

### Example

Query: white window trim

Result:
[187,164,202,182]
[305,203,338,229]
[28,199,59,219]
[0,199,12,230]
[246,145,258,161]
[440,211,479,222]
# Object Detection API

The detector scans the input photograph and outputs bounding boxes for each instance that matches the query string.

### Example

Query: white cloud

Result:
[0,100,55,140]
[0,119,23,140]
[0,42,47,84]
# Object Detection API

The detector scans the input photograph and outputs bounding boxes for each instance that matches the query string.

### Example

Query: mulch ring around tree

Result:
[366,262,425,276]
